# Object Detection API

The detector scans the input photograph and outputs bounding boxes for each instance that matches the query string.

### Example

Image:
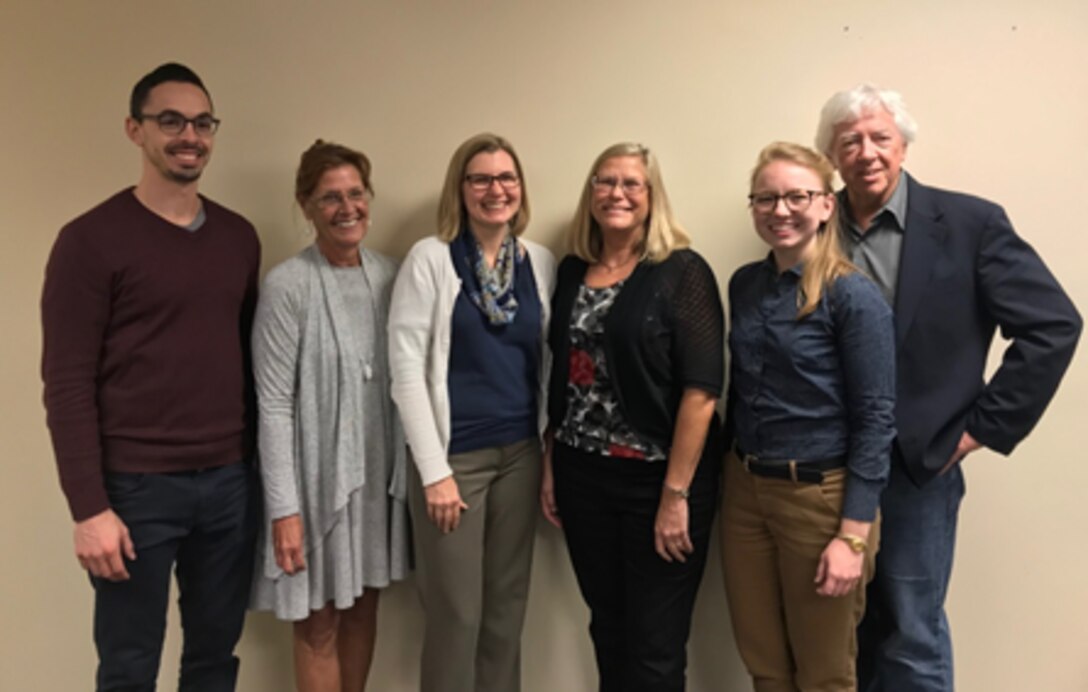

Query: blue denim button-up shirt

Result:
[726,257,895,520]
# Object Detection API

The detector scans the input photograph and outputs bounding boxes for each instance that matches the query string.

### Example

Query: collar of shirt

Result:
[839,170,909,239]
[759,251,804,279]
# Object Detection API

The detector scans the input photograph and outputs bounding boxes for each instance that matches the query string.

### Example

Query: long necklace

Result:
[356,256,380,382]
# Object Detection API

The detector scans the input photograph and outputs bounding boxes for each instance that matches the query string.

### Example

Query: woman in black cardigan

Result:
[542,142,724,692]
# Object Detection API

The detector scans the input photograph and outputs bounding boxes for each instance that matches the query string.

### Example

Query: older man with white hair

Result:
[815,84,1080,691]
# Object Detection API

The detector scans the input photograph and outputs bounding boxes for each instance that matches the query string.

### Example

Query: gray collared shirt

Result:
[838,171,908,305]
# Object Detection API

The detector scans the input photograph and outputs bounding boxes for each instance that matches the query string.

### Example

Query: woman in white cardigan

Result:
[251,141,409,691]
[388,133,555,692]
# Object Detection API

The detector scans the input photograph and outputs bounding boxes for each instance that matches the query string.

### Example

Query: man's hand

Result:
[272,514,306,575]
[939,431,983,475]
[424,476,468,534]
[74,509,135,581]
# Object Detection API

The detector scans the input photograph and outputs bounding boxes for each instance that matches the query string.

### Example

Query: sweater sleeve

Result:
[252,265,304,520]
[671,252,725,397]
[41,224,112,521]
[240,229,261,449]
[388,243,453,486]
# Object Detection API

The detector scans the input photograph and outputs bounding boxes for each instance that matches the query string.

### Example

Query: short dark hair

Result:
[129,63,213,119]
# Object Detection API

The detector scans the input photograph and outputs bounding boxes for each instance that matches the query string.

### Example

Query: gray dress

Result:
[250,245,410,621]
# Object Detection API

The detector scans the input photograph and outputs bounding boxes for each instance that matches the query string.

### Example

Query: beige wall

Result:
[3,1,1086,690]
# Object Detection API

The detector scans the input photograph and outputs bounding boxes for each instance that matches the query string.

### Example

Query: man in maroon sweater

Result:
[41,63,261,692]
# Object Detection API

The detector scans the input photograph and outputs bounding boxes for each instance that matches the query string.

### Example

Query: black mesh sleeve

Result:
[669,251,725,396]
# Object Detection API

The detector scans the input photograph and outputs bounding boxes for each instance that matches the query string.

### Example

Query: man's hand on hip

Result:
[940,430,983,475]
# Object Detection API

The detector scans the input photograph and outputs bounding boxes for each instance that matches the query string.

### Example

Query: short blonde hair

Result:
[750,141,854,318]
[436,133,531,242]
[567,143,690,263]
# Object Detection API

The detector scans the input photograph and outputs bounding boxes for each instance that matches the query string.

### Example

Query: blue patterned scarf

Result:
[451,227,521,325]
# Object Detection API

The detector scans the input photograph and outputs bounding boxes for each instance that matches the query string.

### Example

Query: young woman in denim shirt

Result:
[721,142,895,692]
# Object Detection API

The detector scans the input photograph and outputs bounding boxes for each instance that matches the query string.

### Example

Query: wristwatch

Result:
[836,533,868,554]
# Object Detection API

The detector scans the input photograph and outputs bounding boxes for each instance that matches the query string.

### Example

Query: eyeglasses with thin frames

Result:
[748,190,827,214]
[312,188,371,211]
[590,175,648,195]
[138,110,221,136]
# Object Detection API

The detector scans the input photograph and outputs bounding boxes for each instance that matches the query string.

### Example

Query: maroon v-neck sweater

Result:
[42,189,260,520]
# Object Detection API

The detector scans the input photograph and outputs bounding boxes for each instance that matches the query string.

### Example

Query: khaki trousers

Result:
[721,452,879,692]
[409,438,540,692]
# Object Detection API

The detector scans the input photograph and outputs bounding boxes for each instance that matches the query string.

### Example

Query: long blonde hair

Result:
[568,143,690,263]
[750,142,854,318]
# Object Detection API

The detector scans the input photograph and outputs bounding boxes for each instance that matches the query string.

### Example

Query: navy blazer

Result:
[891,173,1081,485]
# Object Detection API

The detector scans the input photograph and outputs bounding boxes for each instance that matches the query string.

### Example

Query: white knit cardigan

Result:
[388,235,556,485]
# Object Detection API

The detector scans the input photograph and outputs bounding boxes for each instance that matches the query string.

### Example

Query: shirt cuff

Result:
[841,475,884,522]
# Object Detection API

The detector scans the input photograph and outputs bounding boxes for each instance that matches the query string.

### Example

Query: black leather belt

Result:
[734,446,845,484]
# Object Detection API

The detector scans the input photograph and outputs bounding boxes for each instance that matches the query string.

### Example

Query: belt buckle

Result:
[740,452,757,473]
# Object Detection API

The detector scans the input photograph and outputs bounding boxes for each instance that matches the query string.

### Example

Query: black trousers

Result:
[92,461,259,692]
[553,442,720,692]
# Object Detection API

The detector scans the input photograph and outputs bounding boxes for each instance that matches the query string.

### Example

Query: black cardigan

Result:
[548,249,725,452]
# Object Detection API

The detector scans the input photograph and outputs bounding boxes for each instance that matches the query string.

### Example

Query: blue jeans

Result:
[92,461,259,692]
[857,459,965,692]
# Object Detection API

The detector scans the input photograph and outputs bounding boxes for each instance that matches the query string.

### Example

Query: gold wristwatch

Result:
[836,533,868,554]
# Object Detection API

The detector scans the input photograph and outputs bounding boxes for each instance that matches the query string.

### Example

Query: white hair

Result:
[815,83,918,158]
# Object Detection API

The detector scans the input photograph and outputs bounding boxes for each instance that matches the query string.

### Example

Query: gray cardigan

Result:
[253,244,406,579]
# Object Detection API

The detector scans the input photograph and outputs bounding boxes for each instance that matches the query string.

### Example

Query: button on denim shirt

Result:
[727,257,895,520]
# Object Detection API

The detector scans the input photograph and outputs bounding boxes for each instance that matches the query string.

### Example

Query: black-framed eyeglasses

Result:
[464,173,520,191]
[748,190,827,213]
[138,110,221,136]
[590,175,648,195]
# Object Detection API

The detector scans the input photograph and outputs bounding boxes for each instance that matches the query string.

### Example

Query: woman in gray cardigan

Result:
[251,141,409,691]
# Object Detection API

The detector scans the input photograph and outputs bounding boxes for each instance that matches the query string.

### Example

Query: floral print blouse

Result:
[555,282,666,461]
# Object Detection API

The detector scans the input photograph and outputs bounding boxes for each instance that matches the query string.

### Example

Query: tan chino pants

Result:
[721,452,879,692]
